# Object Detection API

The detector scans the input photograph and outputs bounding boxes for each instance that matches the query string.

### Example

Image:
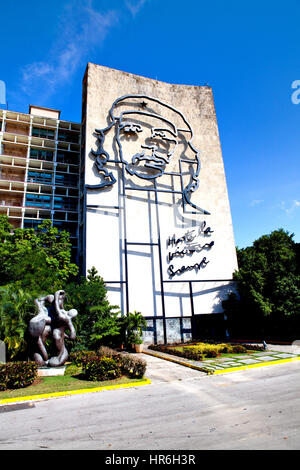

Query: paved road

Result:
[0,354,299,450]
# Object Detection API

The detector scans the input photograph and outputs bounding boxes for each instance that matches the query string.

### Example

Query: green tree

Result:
[0,216,78,293]
[0,216,79,360]
[121,311,147,346]
[65,267,120,350]
[223,229,300,340]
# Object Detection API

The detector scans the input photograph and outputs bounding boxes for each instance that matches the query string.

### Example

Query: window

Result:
[57,130,78,144]
[25,194,51,209]
[23,219,44,230]
[67,212,78,221]
[30,148,54,161]
[32,127,55,140]
[54,195,77,211]
[56,151,79,165]
[55,172,78,187]
[53,220,77,236]
[27,171,52,184]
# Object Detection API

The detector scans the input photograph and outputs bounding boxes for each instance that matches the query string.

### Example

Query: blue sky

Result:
[1,0,299,248]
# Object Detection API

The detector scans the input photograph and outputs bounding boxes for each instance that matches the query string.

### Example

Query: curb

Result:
[0,378,152,406]
[143,350,210,373]
[143,350,300,375]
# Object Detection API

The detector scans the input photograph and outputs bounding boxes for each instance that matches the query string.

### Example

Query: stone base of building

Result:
[143,313,229,345]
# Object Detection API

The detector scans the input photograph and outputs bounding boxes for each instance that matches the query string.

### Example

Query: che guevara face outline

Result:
[116,111,179,180]
[86,94,210,215]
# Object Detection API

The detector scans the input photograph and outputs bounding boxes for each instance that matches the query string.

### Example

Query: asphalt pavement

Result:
[0,344,300,450]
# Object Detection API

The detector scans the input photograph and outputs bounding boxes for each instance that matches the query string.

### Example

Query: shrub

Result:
[230,344,247,353]
[97,346,121,359]
[153,342,252,361]
[83,356,122,381]
[204,348,219,358]
[0,361,37,391]
[241,344,264,352]
[64,363,81,377]
[120,354,147,378]
[69,350,96,367]
[181,344,220,360]
[181,346,204,360]
[216,343,231,354]
[70,348,147,380]
[96,346,146,377]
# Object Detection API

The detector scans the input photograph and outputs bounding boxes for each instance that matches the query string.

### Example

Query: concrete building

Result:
[81,63,238,343]
[0,105,81,260]
[0,64,238,343]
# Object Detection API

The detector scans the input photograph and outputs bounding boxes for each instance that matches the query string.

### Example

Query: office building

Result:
[0,105,81,260]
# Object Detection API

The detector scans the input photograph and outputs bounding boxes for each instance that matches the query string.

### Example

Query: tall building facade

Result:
[0,105,81,260]
[81,63,238,343]
[0,64,238,343]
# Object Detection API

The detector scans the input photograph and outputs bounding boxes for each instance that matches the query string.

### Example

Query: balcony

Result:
[2,143,27,158]
[0,168,25,183]
[5,122,30,136]
[0,194,23,207]
[6,111,31,124]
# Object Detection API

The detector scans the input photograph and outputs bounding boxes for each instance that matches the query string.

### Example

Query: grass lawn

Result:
[0,364,146,400]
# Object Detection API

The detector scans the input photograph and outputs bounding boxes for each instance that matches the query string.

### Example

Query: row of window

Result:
[30,148,79,165]
[25,194,78,211]
[32,127,55,140]
[23,218,78,236]
[27,171,78,187]
[32,127,79,144]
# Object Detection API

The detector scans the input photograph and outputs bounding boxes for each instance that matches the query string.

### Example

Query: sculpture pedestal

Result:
[37,366,66,377]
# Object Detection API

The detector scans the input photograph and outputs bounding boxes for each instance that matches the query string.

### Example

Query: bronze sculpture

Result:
[28,290,78,367]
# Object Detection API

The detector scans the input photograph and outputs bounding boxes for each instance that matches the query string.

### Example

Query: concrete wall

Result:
[82,63,238,343]
[29,106,60,119]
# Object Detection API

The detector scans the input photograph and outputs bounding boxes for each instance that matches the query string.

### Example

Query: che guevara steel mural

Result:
[85,94,210,215]
[85,94,214,279]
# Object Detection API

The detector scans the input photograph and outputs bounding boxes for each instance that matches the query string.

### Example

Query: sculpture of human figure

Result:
[28,295,54,366]
[47,290,78,367]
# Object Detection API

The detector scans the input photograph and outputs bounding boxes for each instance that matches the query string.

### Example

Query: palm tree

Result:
[0,285,34,360]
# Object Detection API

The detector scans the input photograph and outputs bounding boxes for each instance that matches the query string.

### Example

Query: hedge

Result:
[70,347,147,380]
[148,342,258,361]
[0,361,37,391]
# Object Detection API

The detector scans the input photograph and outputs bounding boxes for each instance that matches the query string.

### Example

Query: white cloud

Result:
[250,199,264,207]
[280,200,300,215]
[125,0,147,16]
[19,1,121,101]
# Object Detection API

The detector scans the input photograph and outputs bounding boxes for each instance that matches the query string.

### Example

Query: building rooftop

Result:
[29,105,61,120]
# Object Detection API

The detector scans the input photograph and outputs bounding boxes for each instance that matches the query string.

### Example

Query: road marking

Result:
[0,378,152,406]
